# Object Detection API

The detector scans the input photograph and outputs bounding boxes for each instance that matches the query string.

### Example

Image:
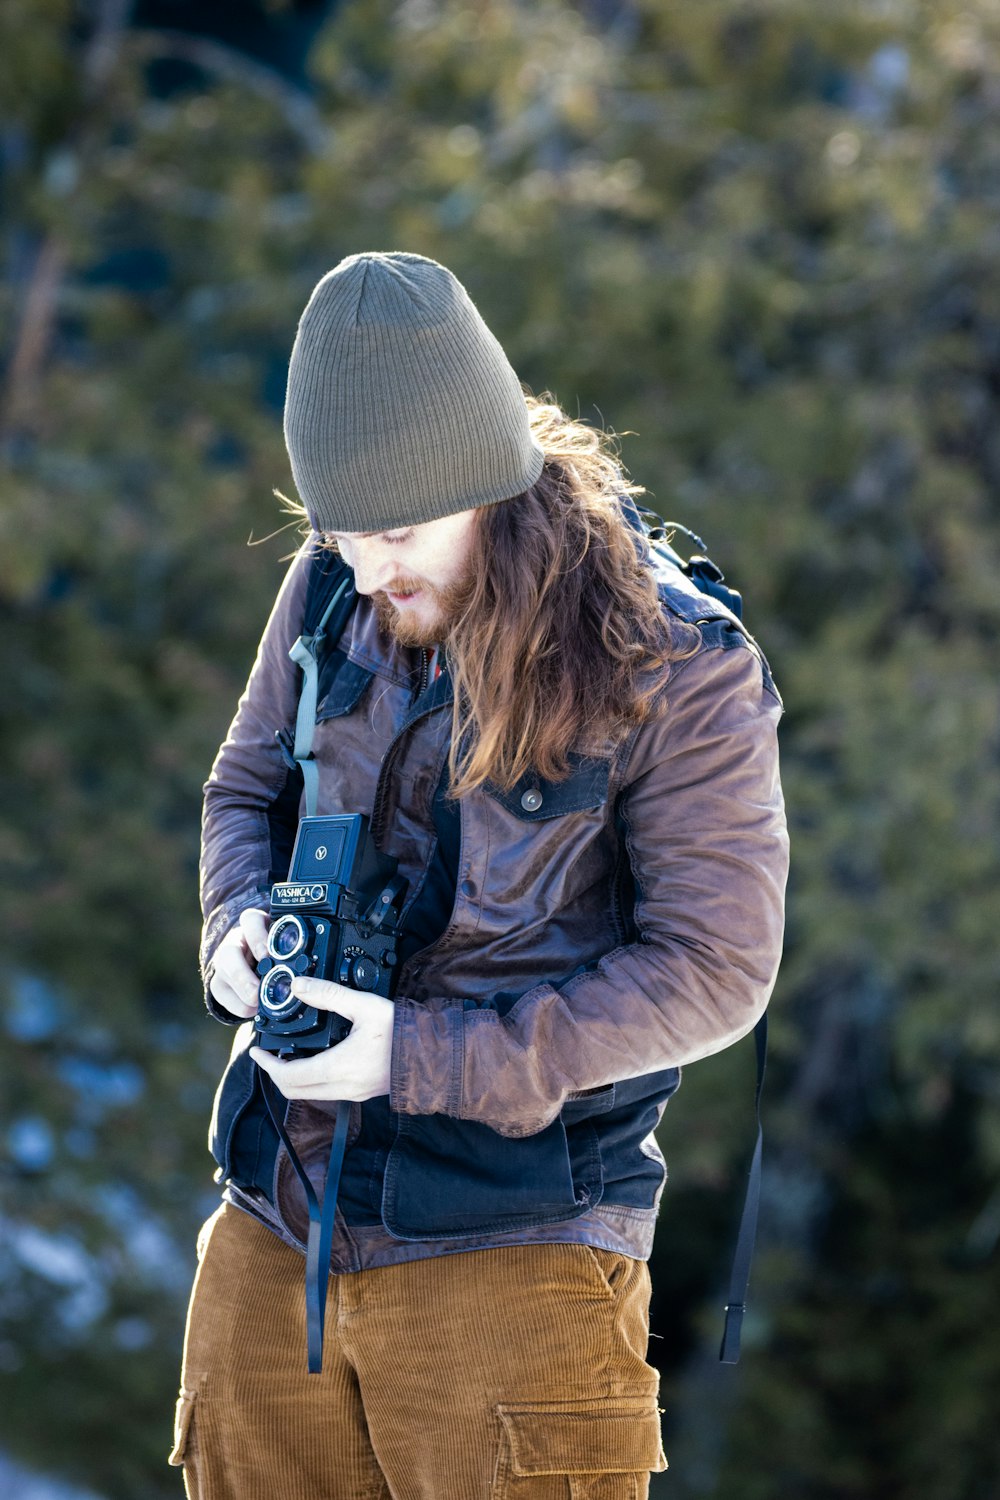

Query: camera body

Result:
[254,814,407,1059]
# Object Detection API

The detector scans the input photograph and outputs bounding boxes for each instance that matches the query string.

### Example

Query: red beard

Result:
[371,568,473,649]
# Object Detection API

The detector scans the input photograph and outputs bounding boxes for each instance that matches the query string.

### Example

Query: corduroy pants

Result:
[170,1203,667,1499]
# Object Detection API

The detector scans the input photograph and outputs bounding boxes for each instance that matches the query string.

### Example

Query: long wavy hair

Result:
[442,394,693,797]
[280,392,694,798]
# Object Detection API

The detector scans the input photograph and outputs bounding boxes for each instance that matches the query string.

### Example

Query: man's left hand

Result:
[249,976,393,1101]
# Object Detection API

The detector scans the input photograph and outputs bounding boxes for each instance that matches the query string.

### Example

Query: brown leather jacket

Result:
[200,539,788,1262]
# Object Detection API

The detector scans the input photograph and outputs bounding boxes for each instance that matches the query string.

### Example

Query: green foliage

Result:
[1,1,998,1495]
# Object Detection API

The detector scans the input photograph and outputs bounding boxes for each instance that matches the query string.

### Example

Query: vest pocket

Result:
[381,1113,603,1240]
[561,1084,616,1123]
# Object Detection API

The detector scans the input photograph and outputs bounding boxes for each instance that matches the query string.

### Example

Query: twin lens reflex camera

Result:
[253,814,407,1059]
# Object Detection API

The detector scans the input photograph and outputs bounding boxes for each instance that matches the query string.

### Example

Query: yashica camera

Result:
[254,813,407,1059]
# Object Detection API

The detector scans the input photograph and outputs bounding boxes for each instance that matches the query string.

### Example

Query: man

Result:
[170,250,788,1499]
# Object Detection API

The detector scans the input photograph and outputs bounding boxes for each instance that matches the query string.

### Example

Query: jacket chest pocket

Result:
[484,754,612,822]
[468,755,619,947]
[315,652,373,722]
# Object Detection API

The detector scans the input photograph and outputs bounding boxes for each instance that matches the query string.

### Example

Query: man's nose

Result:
[349,544,396,596]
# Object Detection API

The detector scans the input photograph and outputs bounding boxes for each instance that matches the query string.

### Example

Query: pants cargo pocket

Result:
[167,1386,199,1487]
[494,1399,667,1499]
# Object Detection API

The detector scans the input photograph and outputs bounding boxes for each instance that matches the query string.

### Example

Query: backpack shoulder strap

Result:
[282,543,357,817]
[620,500,782,706]
[301,542,355,640]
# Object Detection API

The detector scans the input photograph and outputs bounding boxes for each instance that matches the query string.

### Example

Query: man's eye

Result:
[383,532,411,545]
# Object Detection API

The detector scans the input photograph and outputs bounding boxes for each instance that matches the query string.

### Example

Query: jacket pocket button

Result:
[520,788,543,812]
[460,878,476,900]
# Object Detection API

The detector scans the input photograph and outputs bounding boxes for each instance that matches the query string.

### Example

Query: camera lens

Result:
[267,915,307,961]
[259,964,298,1017]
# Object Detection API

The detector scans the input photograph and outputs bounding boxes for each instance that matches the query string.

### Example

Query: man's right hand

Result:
[208,908,270,1020]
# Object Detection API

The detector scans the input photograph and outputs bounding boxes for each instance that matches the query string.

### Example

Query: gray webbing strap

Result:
[287,573,354,817]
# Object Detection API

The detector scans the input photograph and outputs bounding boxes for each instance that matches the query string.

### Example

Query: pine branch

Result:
[126,28,333,155]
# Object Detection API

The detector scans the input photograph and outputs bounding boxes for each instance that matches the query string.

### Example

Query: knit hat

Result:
[283,251,546,534]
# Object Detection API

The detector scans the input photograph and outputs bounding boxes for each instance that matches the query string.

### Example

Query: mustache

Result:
[378,576,427,596]
[371,564,476,648]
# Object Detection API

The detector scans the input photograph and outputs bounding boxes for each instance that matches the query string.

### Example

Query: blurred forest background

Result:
[1,0,998,1496]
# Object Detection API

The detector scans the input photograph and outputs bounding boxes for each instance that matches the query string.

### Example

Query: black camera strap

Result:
[255,555,360,1372]
[259,1070,351,1374]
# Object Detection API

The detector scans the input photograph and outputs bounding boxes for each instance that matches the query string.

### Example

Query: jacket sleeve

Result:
[198,542,312,1016]
[390,635,789,1137]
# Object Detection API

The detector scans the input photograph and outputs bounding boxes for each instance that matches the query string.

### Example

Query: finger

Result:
[214,947,261,1010]
[239,907,270,962]
[250,1045,344,1088]
[210,972,257,1020]
[248,1052,383,1103]
[249,1046,346,1094]
[290,976,366,1015]
[261,1082,381,1102]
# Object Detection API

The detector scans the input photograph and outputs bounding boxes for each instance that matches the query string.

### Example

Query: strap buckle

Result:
[275,728,300,773]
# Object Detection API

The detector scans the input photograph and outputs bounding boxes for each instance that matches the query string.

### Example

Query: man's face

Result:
[326,508,479,649]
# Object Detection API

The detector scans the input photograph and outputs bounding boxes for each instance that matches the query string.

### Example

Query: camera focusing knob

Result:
[339,946,381,992]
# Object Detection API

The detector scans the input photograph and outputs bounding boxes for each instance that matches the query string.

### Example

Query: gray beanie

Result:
[283,251,545,534]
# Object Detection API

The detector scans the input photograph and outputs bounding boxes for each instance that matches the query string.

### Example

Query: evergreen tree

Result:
[1,2,997,1494]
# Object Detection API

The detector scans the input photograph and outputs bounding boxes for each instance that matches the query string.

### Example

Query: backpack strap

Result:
[278,546,357,819]
[719,1013,767,1364]
[626,501,746,618]
[650,546,781,707]
[301,542,355,637]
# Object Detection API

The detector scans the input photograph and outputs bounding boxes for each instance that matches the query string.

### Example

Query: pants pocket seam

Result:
[582,1244,628,1298]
